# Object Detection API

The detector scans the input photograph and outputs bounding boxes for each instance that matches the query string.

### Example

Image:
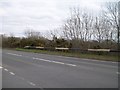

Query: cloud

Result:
[1,0,118,37]
[0,8,6,16]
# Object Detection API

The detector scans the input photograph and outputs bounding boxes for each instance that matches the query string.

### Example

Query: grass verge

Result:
[15,48,119,62]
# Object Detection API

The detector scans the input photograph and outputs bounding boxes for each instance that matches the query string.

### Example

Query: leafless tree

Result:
[103,2,119,41]
[81,12,93,41]
[62,7,93,41]
[24,29,41,39]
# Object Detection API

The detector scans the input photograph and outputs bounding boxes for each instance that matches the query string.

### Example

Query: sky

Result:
[0,0,119,37]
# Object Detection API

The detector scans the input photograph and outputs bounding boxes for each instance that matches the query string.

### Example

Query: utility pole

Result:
[118,1,120,50]
[118,1,120,62]
[118,1,120,46]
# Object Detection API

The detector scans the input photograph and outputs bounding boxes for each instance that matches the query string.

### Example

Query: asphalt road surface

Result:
[1,49,119,88]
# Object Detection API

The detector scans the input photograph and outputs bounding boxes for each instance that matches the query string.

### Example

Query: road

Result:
[1,49,118,88]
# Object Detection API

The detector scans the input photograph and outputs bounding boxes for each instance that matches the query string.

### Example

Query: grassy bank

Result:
[15,48,119,62]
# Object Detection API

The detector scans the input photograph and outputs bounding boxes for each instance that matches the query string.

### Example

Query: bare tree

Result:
[93,16,106,43]
[81,12,93,41]
[24,29,41,39]
[62,7,94,41]
[103,2,119,41]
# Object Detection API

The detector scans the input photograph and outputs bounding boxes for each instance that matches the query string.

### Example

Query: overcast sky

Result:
[0,0,119,37]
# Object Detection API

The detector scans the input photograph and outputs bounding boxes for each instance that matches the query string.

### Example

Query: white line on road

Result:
[116,72,120,74]
[33,57,52,62]
[0,66,3,69]
[65,64,77,67]
[28,82,36,86]
[40,59,52,62]
[9,72,15,75]
[33,57,77,67]
[7,53,22,56]
[112,62,117,63]
[52,61,65,64]
[4,68,8,71]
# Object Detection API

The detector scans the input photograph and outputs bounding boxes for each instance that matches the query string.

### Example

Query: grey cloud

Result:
[1,0,115,37]
[0,0,12,8]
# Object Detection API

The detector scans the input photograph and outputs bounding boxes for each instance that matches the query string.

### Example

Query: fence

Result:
[24,46,120,55]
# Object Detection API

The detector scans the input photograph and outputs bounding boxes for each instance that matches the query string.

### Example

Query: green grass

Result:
[15,48,119,62]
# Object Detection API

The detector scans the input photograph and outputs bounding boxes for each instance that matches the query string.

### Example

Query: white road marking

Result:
[4,69,8,71]
[52,61,65,64]
[9,72,15,75]
[33,57,117,67]
[0,66,3,69]
[116,72,120,74]
[33,57,52,62]
[7,53,22,56]
[33,57,77,67]
[33,57,36,59]
[112,62,117,63]
[40,59,52,62]
[29,82,36,86]
[65,64,77,67]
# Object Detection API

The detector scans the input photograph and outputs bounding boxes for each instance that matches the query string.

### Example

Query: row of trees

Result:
[1,29,117,49]
[60,2,119,49]
[1,2,119,50]
[1,31,70,48]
